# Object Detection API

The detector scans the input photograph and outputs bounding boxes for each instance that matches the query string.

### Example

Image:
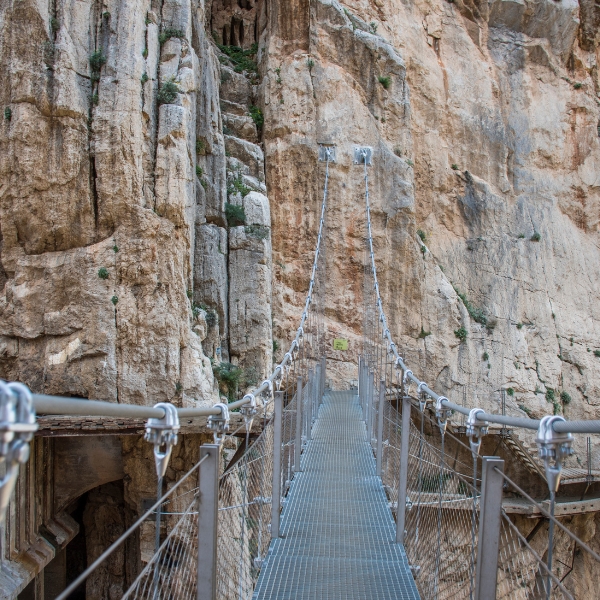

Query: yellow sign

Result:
[333,339,348,351]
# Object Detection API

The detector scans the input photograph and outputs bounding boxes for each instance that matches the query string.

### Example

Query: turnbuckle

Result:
[208,403,230,444]
[466,408,488,455]
[145,403,180,478]
[536,416,573,492]
[0,382,38,525]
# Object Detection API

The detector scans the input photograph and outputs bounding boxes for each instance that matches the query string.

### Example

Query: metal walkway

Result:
[253,390,420,600]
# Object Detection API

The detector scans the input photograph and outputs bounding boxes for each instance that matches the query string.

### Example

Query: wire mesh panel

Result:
[217,420,275,600]
[124,499,199,600]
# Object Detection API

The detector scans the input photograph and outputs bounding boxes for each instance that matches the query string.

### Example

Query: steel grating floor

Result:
[253,390,420,599]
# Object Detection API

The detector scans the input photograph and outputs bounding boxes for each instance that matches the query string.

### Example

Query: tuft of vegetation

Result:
[51,17,59,32]
[145,16,152,25]
[217,43,258,75]
[245,224,270,240]
[519,403,532,416]
[573,82,582,89]
[560,391,571,405]
[454,327,467,342]
[516,322,523,329]
[157,80,179,105]
[227,172,250,198]
[142,48,148,59]
[196,165,203,178]
[175,381,183,394]
[92,93,99,106]
[506,387,514,396]
[518,234,525,239]
[159,28,185,46]
[378,75,391,89]
[111,295,118,305]
[453,285,488,326]
[98,267,109,279]
[89,49,107,73]
[214,361,244,401]
[102,11,110,18]
[249,105,264,129]
[417,229,427,243]
[406,159,414,167]
[113,245,119,253]
[545,388,555,403]
[393,147,402,157]
[225,202,246,227]
[530,232,541,242]
[141,72,148,84]
[451,163,459,170]
[482,352,489,361]
[307,58,315,71]
[273,340,279,354]
[421,245,427,256]
[417,327,431,339]
[369,21,378,34]
[186,289,193,299]
[4,107,12,121]
[196,139,206,155]
[595,350,600,358]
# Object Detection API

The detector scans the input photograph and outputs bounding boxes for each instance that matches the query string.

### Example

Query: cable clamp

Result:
[240,394,257,430]
[417,383,429,412]
[290,339,299,355]
[536,415,573,492]
[145,403,180,478]
[435,397,451,433]
[208,403,230,444]
[0,382,38,526]
[261,379,274,402]
[466,408,488,455]
[297,327,304,339]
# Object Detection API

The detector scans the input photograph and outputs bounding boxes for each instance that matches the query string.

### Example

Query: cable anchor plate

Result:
[354,146,373,165]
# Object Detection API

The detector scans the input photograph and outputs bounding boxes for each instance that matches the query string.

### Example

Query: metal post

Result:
[475,457,504,600]
[366,371,374,442]
[315,363,321,415]
[320,356,326,405]
[271,391,284,539]
[307,369,313,441]
[396,396,411,544]
[197,444,219,600]
[295,376,303,473]
[376,380,385,477]
[358,357,362,404]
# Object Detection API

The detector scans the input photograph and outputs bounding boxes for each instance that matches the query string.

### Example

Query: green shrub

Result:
[141,72,148,84]
[196,165,203,178]
[378,76,391,89]
[111,295,118,305]
[451,163,459,170]
[51,17,59,32]
[417,229,427,243]
[417,327,431,339]
[482,352,489,361]
[453,286,488,326]
[159,28,185,45]
[506,387,514,396]
[595,350,600,358]
[273,340,279,354]
[157,80,179,105]
[227,173,250,198]
[113,245,119,252]
[89,49,107,73]
[196,139,206,154]
[573,82,582,89]
[145,16,152,25]
[370,22,378,33]
[545,388,555,403]
[406,159,414,167]
[454,327,467,342]
[214,361,244,400]
[217,43,258,74]
[518,234,525,239]
[516,322,523,329]
[92,93,99,106]
[4,107,12,121]
[245,224,270,240]
[306,58,315,71]
[530,232,541,242]
[560,391,571,405]
[519,403,532,416]
[225,202,246,227]
[142,48,148,59]
[98,267,109,279]
[249,105,264,129]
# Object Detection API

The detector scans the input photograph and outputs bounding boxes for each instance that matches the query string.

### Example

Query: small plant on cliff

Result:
[560,391,571,405]
[214,361,244,401]
[196,165,204,178]
[595,350,600,357]
[227,172,250,198]
[51,17,59,32]
[506,387,514,396]
[406,159,414,167]
[98,267,109,279]
[573,82,582,89]
[393,147,402,157]
[141,72,148,84]
[92,93,99,106]
[454,327,467,342]
[545,388,555,403]
[217,43,258,75]
[4,107,11,121]
[516,322,523,329]
[196,139,206,154]
[519,403,532,416]
[113,245,119,252]
[417,327,431,339]
[417,229,427,243]
[157,80,179,105]
[111,295,118,305]
[245,224,270,240]
[482,352,489,361]
[306,58,315,71]
[273,340,279,354]
[370,21,378,34]
[249,105,264,129]
[378,76,391,89]
[451,163,459,170]
[225,202,246,227]
[142,48,148,59]
[159,28,185,45]
[89,49,107,73]
[530,232,541,242]
[452,285,488,326]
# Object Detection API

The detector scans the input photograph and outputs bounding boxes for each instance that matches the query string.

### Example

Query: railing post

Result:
[358,357,362,404]
[320,356,326,405]
[315,363,321,414]
[366,370,374,442]
[307,369,313,441]
[197,444,219,600]
[396,395,411,544]
[475,457,504,600]
[271,391,284,539]
[294,376,303,473]
[376,380,385,477]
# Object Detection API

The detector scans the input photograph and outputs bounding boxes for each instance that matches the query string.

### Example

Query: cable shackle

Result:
[466,408,488,455]
[435,396,451,433]
[0,381,38,525]
[144,403,180,478]
[536,416,574,492]
[208,402,230,444]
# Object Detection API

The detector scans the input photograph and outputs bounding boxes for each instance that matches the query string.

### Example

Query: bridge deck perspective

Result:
[253,390,420,600]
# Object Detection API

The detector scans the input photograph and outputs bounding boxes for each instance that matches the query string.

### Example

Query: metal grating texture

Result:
[253,390,420,600]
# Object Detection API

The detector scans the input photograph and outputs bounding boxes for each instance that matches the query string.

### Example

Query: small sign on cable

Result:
[333,339,348,351]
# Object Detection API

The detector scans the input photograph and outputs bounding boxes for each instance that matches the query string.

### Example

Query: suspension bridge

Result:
[1,145,600,600]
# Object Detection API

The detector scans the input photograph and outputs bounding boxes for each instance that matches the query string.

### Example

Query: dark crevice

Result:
[90,156,99,231]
